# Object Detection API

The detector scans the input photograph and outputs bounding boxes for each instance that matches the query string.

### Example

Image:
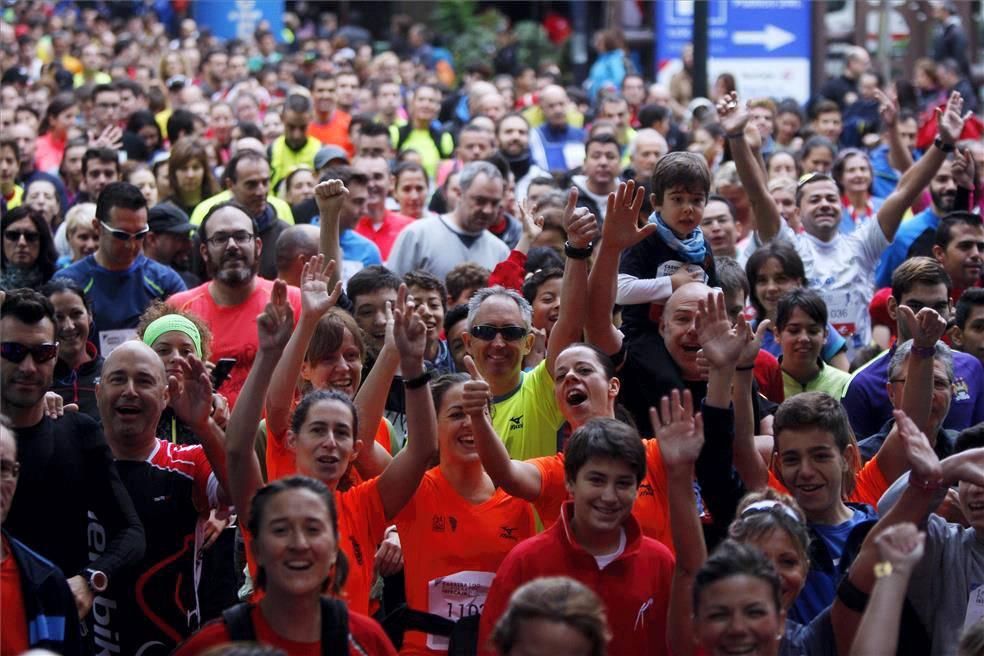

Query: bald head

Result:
[539,85,569,128]
[103,341,167,384]
[275,224,320,286]
[664,282,713,318]
[97,340,170,449]
[231,137,266,157]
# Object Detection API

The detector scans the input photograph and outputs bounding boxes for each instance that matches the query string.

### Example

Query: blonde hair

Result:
[63,202,96,237]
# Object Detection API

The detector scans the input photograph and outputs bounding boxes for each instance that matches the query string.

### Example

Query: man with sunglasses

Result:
[54,182,186,355]
[460,190,598,461]
[0,289,144,635]
[722,90,971,361]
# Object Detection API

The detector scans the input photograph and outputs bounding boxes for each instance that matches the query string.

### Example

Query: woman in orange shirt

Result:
[393,372,536,654]
[225,275,436,616]
[174,476,397,655]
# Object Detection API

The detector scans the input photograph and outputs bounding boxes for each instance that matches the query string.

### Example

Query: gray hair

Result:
[466,285,532,331]
[887,339,954,384]
[628,128,668,158]
[458,161,503,194]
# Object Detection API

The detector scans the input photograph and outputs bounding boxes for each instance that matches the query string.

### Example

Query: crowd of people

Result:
[1,2,984,655]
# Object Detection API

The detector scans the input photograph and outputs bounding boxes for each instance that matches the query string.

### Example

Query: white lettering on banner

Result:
[426,571,495,651]
[99,329,137,356]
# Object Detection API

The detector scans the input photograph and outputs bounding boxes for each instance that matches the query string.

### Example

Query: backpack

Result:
[395,123,454,158]
[222,597,349,655]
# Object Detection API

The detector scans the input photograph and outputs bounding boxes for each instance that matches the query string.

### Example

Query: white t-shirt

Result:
[774,218,889,358]
[593,528,627,570]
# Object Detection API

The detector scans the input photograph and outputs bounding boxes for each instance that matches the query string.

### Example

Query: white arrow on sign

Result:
[732,24,796,52]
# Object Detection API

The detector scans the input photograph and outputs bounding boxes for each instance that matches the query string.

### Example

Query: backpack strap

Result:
[320,596,350,655]
[396,123,414,151]
[222,602,257,642]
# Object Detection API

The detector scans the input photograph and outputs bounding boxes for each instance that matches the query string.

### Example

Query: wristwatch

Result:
[83,568,108,593]
[934,137,955,153]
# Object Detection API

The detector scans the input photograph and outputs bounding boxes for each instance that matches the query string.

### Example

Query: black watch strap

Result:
[403,369,433,390]
[564,241,594,260]
[934,137,955,153]
[836,575,869,613]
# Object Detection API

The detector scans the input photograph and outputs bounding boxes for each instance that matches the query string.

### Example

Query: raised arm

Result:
[169,355,231,504]
[264,255,343,438]
[873,307,947,485]
[375,299,439,521]
[545,188,598,376]
[877,91,970,242]
[717,92,782,242]
[656,389,707,656]
[733,321,772,491]
[315,179,347,292]
[225,281,294,528]
[849,523,925,656]
[462,355,542,500]
[585,180,656,355]
[874,88,914,175]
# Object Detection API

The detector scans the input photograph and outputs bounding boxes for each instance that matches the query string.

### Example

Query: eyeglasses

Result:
[0,459,19,481]
[0,342,59,364]
[205,231,255,247]
[100,221,149,242]
[469,325,528,342]
[3,230,40,244]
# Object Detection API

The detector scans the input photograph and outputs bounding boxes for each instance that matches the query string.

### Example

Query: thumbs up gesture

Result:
[461,355,492,418]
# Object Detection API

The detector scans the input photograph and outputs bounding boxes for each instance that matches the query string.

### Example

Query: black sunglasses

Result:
[0,342,59,364]
[100,221,149,242]
[3,230,40,243]
[469,325,528,342]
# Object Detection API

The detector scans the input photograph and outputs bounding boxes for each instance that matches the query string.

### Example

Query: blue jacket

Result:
[3,530,82,654]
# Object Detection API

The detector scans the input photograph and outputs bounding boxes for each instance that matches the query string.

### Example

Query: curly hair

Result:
[134,301,213,362]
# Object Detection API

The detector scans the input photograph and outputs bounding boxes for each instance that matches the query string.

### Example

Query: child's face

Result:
[407,285,445,343]
[958,480,984,532]
[653,184,706,237]
[565,455,638,537]
[775,427,849,524]
[814,111,842,142]
[777,307,826,368]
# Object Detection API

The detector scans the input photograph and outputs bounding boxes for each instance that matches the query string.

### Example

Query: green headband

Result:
[142,314,203,358]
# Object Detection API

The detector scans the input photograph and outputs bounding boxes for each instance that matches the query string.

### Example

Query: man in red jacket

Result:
[478,417,674,656]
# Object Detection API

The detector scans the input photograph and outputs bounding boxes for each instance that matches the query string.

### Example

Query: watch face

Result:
[88,570,108,592]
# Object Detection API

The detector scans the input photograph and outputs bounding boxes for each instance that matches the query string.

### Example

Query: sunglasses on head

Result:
[3,229,39,243]
[469,325,528,342]
[100,221,149,242]
[796,171,834,191]
[0,342,58,364]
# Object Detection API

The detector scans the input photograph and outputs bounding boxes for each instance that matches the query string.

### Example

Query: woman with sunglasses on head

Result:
[832,149,884,235]
[173,476,397,655]
[1,206,58,291]
[225,268,437,617]
[41,278,103,420]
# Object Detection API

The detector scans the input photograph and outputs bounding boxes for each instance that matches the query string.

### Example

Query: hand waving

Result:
[715,91,750,135]
[696,290,750,369]
[897,305,946,349]
[601,180,657,251]
[562,188,599,249]
[518,197,545,244]
[393,284,428,374]
[256,279,294,354]
[168,355,215,432]
[299,253,343,318]
[936,91,971,146]
[461,355,493,418]
[951,146,976,189]
[737,319,771,370]
[314,179,348,218]
[874,522,926,575]
[873,88,898,129]
[893,409,943,487]
[650,388,704,468]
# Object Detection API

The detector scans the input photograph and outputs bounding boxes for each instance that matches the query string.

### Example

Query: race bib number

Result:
[99,329,137,356]
[965,583,984,630]
[426,570,494,650]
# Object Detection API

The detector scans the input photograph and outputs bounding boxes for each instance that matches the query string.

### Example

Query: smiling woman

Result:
[43,278,103,419]
[1,206,58,292]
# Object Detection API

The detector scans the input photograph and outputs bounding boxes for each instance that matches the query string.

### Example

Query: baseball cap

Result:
[314,145,350,170]
[148,202,195,234]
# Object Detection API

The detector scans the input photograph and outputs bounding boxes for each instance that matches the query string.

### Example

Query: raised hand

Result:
[893,409,943,488]
[951,146,977,189]
[313,179,348,218]
[601,180,656,251]
[461,355,492,418]
[874,522,926,575]
[696,290,751,369]
[936,91,970,145]
[715,91,750,135]
[392,284,428,374]
[517,197,545,244]
[873,88,898,129]
[737,319,771,369]
[299,253,342,318]
[650,388,704,468]
[256,279,294,353]
[561,188,599,249]
[897,305,946,349]
[168,355,214,432]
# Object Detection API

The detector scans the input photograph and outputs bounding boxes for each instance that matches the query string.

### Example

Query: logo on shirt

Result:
[953,377,970,402]
[508,415,524,431]
[499,526,518,541]
[638,483,654,497]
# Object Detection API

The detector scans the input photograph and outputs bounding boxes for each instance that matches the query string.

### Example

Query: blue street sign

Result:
[656,0,812,102]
